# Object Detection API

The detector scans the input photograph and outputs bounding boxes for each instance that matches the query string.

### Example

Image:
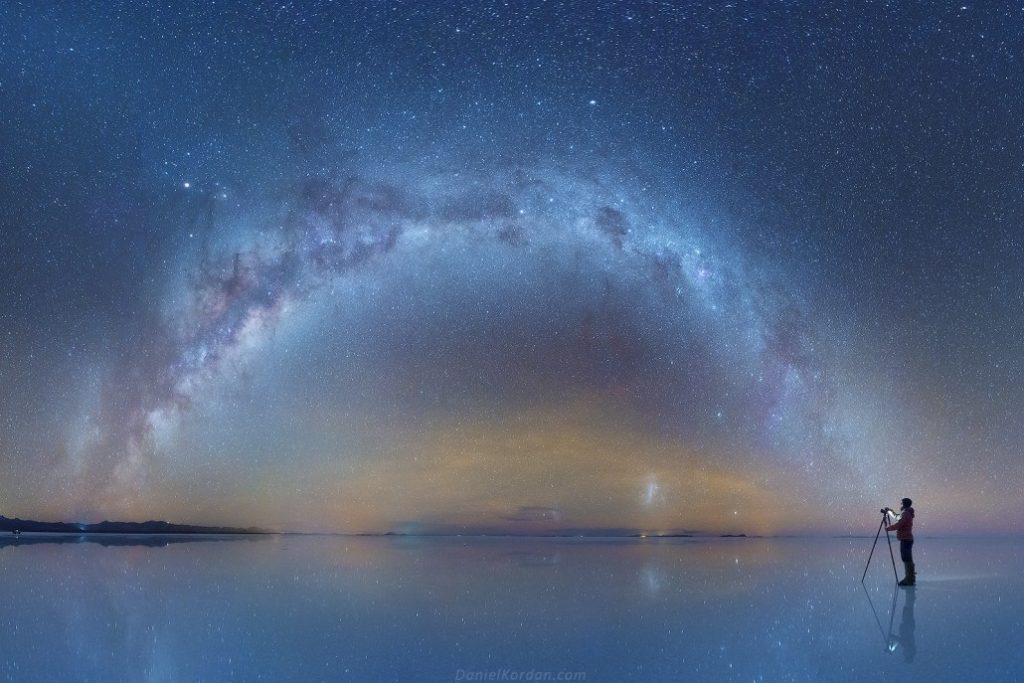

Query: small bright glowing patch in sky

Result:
[642,477,661,506]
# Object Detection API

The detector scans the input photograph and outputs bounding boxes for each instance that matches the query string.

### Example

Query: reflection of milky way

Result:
[74,161,833,511]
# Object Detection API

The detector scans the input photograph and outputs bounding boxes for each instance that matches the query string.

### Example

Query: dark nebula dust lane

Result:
[2,2,1023,533]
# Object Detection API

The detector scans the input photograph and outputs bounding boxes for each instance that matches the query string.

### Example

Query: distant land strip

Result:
[0,515,267,535]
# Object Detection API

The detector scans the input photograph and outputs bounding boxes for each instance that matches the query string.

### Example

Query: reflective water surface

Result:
[1,535,1021,682]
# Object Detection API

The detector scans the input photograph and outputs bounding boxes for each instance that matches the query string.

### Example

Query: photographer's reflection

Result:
[888,589,917,663]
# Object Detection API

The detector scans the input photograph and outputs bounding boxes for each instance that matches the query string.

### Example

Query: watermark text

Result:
[455,669,586,682]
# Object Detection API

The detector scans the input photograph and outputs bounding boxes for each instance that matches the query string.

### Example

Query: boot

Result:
[898,561,916,587]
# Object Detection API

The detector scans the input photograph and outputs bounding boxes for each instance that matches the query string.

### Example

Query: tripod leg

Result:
[885,526,899,584]
[861,517,886,583]
[860,581,889,646]
[887,580,899,639]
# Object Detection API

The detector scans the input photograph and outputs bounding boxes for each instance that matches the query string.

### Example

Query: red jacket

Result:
[886,507,914,540]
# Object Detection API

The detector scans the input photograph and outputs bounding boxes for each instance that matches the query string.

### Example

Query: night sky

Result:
[2,1,1022,535]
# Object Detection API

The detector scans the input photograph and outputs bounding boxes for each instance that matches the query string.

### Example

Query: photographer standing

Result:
[885,498,916,586]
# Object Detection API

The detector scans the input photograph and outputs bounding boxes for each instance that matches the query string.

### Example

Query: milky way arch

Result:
[67,161,834,511]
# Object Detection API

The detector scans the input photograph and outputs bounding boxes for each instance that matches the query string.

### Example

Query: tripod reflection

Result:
[861,582,917,664]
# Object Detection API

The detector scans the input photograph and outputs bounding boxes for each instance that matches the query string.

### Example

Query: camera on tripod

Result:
[880,507,893,515]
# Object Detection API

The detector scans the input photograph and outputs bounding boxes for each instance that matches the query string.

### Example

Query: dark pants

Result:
[900,539,914,563]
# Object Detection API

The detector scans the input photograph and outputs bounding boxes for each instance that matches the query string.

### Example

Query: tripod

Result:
[860,580,899,650]
[860,509,899,584]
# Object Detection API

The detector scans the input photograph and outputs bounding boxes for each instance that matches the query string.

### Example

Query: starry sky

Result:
[2,1,1022,535]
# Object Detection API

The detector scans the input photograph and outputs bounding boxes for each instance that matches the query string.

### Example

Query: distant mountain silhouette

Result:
[0,515,267,535]
[1,534,272,549]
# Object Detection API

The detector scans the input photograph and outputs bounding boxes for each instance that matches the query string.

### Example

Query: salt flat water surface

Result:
[1,535,1021,682]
